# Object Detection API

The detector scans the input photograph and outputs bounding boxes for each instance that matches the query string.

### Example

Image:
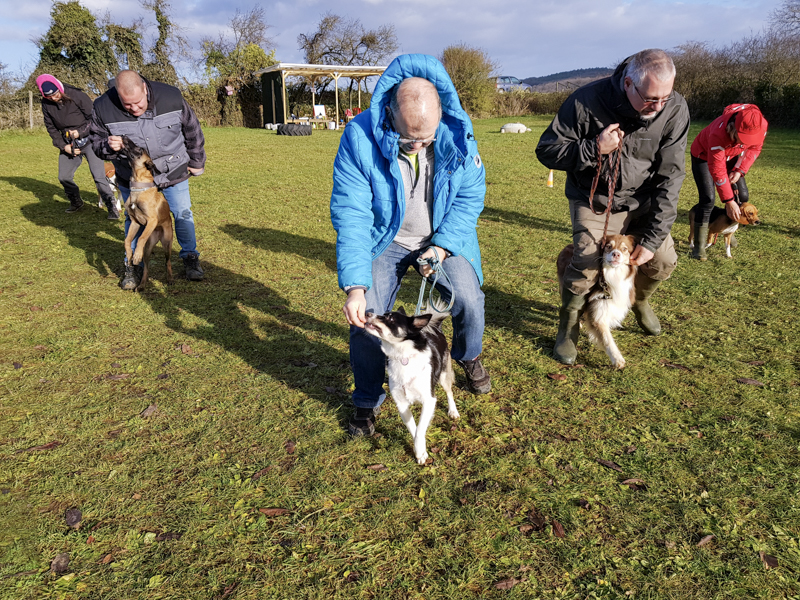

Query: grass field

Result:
[1,117,799,600]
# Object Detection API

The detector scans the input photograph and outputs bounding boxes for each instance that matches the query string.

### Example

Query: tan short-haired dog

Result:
[688,202,760,258]
[122,137,174,291]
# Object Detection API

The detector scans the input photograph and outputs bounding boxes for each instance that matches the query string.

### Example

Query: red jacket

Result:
[690,104,764,202]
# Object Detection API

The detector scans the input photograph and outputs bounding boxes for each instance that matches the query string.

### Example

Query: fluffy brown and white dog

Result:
[363,306,458,465]
[688,202,760,258]
[557,235,637,369]
[99,162,123,212]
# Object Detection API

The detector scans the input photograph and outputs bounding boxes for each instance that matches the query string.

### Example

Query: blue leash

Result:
[414,247,455,316]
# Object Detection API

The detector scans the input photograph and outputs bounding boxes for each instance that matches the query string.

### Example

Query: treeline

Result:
[673,29,800,126]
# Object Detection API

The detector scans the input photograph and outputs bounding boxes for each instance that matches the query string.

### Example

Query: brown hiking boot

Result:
[455,356,491,394]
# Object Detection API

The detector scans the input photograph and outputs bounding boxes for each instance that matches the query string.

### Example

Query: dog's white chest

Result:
[384,348,433,403]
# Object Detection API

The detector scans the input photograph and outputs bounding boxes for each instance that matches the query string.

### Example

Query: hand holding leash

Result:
[598,123,624,155]
[415,246,455,315]
[630,245,654,266]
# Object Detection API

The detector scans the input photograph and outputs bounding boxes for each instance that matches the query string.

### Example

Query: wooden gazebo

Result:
[257,63,387,127]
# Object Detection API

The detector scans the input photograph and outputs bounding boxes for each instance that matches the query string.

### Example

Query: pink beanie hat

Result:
[35,74,64,96]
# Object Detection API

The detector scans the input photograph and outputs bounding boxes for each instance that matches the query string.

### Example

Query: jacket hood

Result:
[368,54,473,160]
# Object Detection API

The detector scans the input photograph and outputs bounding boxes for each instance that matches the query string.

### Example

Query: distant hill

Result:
[522,68,613,93]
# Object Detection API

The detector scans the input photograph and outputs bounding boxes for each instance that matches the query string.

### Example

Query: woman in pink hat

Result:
[36,74,119,218]
[689,103,768,260]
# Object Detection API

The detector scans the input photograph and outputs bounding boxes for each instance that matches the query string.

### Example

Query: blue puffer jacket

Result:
[330,54,486,291]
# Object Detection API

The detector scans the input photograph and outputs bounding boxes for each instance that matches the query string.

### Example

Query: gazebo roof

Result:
[255,63,387,78]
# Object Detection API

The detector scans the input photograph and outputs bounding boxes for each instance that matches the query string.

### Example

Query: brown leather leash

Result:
[588,135,624,297]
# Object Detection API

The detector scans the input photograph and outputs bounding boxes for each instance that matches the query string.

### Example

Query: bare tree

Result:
[297,12,397,93]
[771,0,800,33]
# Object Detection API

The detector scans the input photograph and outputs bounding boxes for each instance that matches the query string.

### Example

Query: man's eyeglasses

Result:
[398,136,436,148]
[632,83,674,106]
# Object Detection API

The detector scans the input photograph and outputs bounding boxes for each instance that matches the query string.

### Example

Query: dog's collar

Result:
[130,181,156,190]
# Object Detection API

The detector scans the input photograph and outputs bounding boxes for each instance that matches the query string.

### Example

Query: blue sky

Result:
[0,0,783,82]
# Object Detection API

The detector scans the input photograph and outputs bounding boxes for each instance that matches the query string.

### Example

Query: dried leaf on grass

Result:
[659,359,690,371]
[547,373,567,381]
[494,577,521,590]
[50,553,69,574]
[30,306,42,312]
[759,551,778,569]
[180,344,193,355]
[220,582,239,598]
[366,464,387,471]
[34,345,48,351]
[621,478,647,491]
[15,440,61,454]
[251,466,277,480]
[747,360,765,366]
[697,534,715,547]
[98,553,114,565]
[258,508,290,517]
[597,459,623,472]
[527,511,547,531]
[13,362,22,369]
[64,508,82,529]
[284,440,296,454]
[155,532,182,542]
[140,404,159,419]
[106,373,130,381]
[737,378,764,386]
[552,520,566,538]
[156,373,169,380]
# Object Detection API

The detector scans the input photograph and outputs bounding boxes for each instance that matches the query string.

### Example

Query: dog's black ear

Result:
[412,314,432,329]
[145,158,155,172]
[396,306,406,315]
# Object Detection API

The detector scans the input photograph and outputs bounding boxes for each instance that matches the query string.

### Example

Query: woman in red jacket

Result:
[689,104,767,260]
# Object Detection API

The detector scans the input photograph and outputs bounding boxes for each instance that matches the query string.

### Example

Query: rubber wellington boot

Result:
[632,272,662,335]
[691,223,708,261]
[553,289,586,365]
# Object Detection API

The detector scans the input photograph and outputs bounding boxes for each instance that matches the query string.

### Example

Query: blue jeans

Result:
[350,242,485,409]
[119,179,198,260]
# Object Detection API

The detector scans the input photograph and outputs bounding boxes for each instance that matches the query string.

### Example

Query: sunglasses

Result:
[388,109,437,149]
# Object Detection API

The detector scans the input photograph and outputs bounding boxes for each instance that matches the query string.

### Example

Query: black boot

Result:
[120,264,142,291]
[553,289,586,365]
[65,192,84,213]
[455,356,491,394]
[691,223,708,261]
[182,253,204,281]
[348,406,378,437]
[632,272,662,335]
[103,195,120,220]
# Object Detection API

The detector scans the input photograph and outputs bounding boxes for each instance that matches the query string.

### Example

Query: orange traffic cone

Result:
[546,170,554,188]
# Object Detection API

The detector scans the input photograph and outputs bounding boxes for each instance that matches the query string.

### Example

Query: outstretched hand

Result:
[343,288,366,328]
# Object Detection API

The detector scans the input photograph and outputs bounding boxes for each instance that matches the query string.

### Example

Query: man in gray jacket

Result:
[536,49,690,365]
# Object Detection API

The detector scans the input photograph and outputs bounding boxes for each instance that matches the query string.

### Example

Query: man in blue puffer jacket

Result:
[330,54,490,437]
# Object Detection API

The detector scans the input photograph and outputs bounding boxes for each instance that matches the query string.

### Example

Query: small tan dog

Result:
[688,202,760,258]
[122,137,173,291]
[557,235,637,369]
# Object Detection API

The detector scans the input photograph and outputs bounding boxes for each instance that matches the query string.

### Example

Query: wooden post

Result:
[358,79,361,109]
[311,76,315,116]
[281,71,288,123]
[29,91,34,129]
[333,72,340,128]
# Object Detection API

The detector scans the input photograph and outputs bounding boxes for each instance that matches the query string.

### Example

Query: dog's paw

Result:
[448,408,460,420]
[416,451,429,465]
[611,357,626,370]
[132,250,144,264]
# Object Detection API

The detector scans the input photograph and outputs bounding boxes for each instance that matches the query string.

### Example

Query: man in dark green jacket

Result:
[536,48,690,365]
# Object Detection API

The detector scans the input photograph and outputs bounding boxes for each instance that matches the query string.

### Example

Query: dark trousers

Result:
[691,155,749,224]
[58,145,115,201]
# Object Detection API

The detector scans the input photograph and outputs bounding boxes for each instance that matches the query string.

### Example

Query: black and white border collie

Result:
[364,306,458,465]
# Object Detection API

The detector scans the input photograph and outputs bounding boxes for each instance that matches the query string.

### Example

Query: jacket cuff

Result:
[723,197,736,203]
[343,285,368,294]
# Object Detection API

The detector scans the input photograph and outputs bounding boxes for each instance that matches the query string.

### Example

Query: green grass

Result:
[1,117,799,600]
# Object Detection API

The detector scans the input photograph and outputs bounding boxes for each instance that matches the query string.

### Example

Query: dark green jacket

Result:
[536,58,690,253]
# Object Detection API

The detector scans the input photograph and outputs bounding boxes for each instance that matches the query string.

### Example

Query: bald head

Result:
[116,70,149,116]
[389,78,441,154]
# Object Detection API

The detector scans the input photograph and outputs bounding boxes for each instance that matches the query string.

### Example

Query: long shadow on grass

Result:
[10,177,123,277]
[481,206,571,234]
[220,224,336,271]
[484,285,557,353]
[141,265,352,417]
